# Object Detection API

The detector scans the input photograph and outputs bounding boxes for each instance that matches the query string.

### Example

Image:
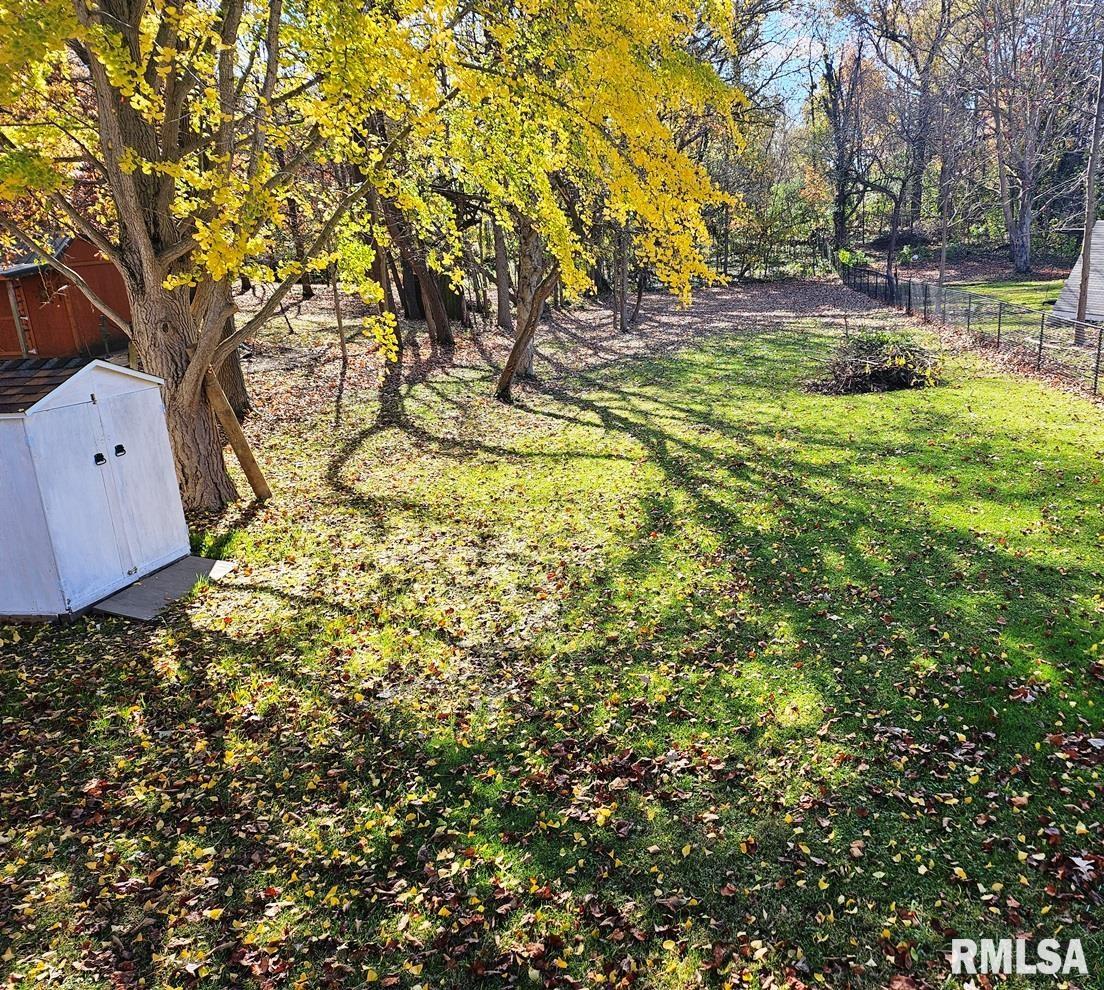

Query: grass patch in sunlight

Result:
[955,276,1066,308]
[2,298,1102,989]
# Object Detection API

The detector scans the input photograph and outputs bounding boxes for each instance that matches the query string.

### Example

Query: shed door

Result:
[98,387,190,569]
[30,399,131,608]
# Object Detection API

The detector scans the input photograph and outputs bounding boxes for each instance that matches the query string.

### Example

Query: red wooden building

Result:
[0,237,130,359]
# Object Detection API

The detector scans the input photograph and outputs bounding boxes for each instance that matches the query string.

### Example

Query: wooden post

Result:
[996,302,1003,350]
[204,368,271,501]
[6,282,29,357]
[1037,313,1046,370]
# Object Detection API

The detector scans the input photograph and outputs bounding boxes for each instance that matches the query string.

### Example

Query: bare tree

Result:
[968,0,1093,272]
[844,0,961,234]
[816,42,868,250]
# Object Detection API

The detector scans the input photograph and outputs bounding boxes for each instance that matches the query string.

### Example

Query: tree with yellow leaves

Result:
[0,0,743,511]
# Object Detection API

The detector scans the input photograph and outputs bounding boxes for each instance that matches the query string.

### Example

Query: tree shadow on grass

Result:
[3,321,1103,989]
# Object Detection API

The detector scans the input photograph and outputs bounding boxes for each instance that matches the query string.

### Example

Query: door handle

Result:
[114,444,126,457]
[94,452,106,466]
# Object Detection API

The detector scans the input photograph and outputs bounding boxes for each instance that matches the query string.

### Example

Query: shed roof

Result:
[0,357,89,414]
[0,237,72,280]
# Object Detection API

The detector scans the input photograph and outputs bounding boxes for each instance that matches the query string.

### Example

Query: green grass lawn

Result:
[2,301,1103,989]
[955,276,1067,309]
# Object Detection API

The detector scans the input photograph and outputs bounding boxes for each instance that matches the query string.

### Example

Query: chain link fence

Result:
[835,261,1104,396]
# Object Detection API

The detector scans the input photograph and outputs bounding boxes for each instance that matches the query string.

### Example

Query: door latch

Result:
[114,444,126,457]
[94,452,106,465]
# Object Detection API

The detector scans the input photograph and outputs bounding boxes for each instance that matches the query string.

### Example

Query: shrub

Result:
[837,247,873,268]
[811,331,944,395]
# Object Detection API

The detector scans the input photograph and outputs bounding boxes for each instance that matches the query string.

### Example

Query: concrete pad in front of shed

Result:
[93,556,235,621]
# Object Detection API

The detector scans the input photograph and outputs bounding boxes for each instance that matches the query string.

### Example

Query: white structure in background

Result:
[0,359,190,620]
[1053,219,1104,323]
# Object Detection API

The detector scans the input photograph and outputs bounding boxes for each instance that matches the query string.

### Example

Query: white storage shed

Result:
[0,358,190,620]
[1053,219,1104,324]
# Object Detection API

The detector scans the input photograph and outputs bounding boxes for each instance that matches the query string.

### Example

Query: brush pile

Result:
[810,331,944,395]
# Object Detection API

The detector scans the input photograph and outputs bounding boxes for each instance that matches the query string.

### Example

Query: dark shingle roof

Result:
[0,356,89,414]
[0,237,72,279]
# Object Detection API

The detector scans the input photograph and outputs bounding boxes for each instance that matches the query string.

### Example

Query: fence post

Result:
[1036,312,1045,370]
[996,302,1003,350]
[907,279,913,315]
[966,294,971,337]
[1094,325,1103,396]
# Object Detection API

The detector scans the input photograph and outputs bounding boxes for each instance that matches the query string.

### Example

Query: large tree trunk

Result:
[1010,204,1032,274]
[493,221,513,333]
[130,288,238,512]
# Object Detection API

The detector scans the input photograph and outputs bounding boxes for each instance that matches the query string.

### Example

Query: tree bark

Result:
[514,217,546,377]
[1010,206,1032,274]
[130,289,238,512]
[495,270,558,403]
[493,220,513,333]
[906,113,931,231]
[382,200,453,347]
[496,220,557,401]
